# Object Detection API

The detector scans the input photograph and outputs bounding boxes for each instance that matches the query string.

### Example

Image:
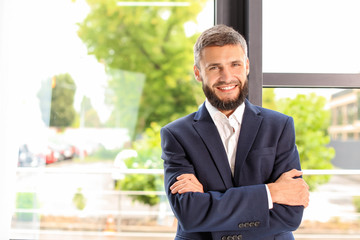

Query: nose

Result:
[221,67,233,82]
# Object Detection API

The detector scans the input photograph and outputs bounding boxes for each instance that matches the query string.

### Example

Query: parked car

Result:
[45,143,80,164]
[18,144,45,167]
[45,146,62,164]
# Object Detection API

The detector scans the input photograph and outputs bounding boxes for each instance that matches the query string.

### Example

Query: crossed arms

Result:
[171,169,309,208]
[161,114,310,235]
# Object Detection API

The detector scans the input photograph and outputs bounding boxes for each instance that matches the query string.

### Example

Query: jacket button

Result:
[221,236,226,240]
[255,221,260,227]
[244,222,250,228]
[238,223,244,228]
[249,222,255,227]
[237,235,242,240]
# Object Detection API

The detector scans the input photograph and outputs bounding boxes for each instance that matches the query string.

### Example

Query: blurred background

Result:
[1,0,360,239]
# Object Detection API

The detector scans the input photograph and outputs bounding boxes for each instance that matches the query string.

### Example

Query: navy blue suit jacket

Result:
[161,100,304,240]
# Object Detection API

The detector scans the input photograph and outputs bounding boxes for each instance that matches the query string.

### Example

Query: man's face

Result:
[194,44,250,115]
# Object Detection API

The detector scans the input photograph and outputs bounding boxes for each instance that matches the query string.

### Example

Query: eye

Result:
[209,66,218,71]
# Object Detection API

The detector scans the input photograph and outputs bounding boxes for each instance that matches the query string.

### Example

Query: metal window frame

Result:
[216,0,263,106]
[216,0,360,106]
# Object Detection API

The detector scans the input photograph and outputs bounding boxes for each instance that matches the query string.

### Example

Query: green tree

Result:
[38,74,77,129]
[277,93,335,190]
[262,88,277,110]
[77,0,206,136]
[80,96,102,127]
[104,69,145,138]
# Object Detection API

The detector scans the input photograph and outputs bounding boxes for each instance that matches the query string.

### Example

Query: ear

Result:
[194,65,202,82]
[246,58,250,75]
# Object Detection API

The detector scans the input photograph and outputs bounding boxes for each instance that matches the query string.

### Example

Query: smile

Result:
[218,85,236,91]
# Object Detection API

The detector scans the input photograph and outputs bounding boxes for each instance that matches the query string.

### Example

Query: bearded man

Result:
[160,24,309,240]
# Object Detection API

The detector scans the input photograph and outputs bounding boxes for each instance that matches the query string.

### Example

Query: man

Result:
[160,24,309,240]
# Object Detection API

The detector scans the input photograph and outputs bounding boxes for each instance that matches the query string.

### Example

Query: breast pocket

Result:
[242,147,276,184]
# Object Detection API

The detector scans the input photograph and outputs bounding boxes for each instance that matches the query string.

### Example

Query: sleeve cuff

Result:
[265,184,273,209]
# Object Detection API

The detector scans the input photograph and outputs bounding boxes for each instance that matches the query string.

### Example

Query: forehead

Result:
[200,44,246,63]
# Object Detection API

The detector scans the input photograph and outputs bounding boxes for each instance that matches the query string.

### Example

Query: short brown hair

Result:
[194,24,248,68]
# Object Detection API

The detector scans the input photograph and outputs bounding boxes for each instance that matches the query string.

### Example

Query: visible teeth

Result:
[220,86,235,90]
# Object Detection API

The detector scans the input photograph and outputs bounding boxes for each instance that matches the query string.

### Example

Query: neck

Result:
[219,109,235,118]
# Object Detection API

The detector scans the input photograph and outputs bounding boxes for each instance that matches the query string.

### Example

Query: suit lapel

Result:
[233,100,263,184]
[193,104,233,189]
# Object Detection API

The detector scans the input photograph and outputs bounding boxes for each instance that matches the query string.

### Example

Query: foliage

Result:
[353,196,360,213]
[80,96,102,128]
[277,93,335,191]
[72,188,87,210]
[91,145,122,161]
[38,73,77,129]
[118,122,163,206]
[262,88,277,110]
[16,192,39,221]
[77,0,206,137]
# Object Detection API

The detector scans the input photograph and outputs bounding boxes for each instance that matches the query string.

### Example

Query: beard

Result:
[202,79,248,111]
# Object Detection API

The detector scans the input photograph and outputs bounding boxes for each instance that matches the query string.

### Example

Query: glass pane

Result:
[263,0,360,74]
[9,0,214,239]
[263,88,360,236]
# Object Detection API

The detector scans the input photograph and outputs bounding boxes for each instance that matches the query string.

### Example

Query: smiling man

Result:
[161,24,309,240]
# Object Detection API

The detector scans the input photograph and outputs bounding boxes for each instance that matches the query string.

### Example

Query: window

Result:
[263,0,360,74]
[216,0,360,238]
[261,0,360,238]
[1,0,215,239]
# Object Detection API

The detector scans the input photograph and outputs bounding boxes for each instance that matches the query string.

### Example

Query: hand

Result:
[170,174,204,194]
[267,169,310,208]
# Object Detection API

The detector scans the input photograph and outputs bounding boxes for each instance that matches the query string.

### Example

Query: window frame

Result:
[216,0,360,106]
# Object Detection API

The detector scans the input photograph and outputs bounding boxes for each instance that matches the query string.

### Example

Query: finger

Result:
[171,182,187,194]
[178,185,201,194]
[170,178,197,192]
[172,182,200,194]
[170,178,190,190]
[176,173,193,180]
[285,169,303,178]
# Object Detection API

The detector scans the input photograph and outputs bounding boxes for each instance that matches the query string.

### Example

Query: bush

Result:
[118,122,164,206]
[16,192,39,221]
[353,196,360,212]
[72,188,87,210]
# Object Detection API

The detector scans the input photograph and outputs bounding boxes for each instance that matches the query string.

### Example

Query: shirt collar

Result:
[205,99,245,125]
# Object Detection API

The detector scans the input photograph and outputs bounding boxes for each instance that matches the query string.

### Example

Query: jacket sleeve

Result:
[160,116,304,235]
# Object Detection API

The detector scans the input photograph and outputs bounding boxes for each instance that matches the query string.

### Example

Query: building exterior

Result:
[328,89,360,168]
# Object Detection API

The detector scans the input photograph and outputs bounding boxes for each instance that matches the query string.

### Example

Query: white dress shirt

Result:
[205,99,244,176]
[205,99,273,209]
